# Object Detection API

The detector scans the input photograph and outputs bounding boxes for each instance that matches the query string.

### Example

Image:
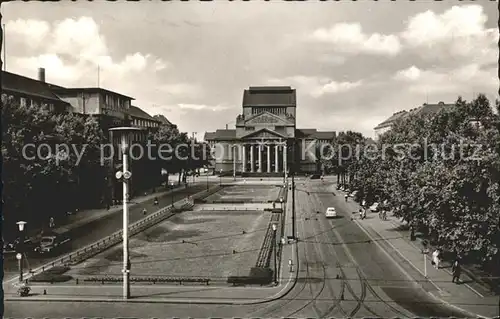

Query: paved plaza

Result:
[67,208,272,281]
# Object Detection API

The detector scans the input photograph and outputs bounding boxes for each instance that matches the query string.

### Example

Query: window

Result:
[20,97,26,107]
[245,127,255,131]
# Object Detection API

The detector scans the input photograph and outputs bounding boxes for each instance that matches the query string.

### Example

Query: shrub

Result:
[29,266,73,283]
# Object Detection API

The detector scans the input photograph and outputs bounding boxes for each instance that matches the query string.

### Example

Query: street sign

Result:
[16,253,22,260]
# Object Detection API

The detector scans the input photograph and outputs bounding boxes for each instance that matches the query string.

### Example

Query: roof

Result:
[243,86,296,107]
[51,87,135,100]
[204,129,236,141]
[374,102,455,130]
[153,114,173,126]
[374,111,409,130]
[205,128,335,141]
[126,105,157,121]
[411,102,455,117]
[296,129,336,140]
[1,71,69,103]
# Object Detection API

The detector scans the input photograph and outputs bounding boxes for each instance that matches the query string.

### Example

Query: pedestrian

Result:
[410,226,416,241]
[154,197,159,206]
[143,208,147,215]
[452,258,461,284]
[345,194,348,202]
[432,249,441,269]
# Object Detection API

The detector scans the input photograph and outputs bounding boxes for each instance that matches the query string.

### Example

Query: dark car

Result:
[4,238,37,252]
[310,174,321,179]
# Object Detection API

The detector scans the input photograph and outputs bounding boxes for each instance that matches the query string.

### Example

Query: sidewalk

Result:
[340,192,499,318]
[23,184,192,241]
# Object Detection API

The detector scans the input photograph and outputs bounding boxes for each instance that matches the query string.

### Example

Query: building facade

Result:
[204,86,336,175]
[1,69,72,113]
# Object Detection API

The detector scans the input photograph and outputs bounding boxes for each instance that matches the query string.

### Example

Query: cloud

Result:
[393,64,496,95]
[8,16,168,89]
[401,5,498,65]
[5,19,50,50]
[268,76,362,98]
[12,54,80,82]
[394,65,421,81]
[159,83,203,97]
[177,104,230,111]
[310,23,402,56]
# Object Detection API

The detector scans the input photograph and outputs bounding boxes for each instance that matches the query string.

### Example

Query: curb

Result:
[427,292,486,319]
[353,214,483,319]
[5,243,299,305]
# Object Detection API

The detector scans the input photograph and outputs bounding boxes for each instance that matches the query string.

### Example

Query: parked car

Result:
[4,238,37,252]
[369,202,380,212]
[310,174,321,179]
[325,207,337,218]
[349,191,358,198]
[34,230,70,254]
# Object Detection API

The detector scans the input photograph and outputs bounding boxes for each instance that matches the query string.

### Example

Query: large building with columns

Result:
[204,86,336,175]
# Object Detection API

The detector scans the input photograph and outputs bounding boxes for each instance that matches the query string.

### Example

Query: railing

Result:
[19,187,219,283]
[255,213,280,268]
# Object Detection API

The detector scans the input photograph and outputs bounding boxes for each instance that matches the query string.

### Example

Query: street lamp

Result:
[272,223,278,284]
[109,126,143,300]
[16,221,27,283]
[279,196,284,212]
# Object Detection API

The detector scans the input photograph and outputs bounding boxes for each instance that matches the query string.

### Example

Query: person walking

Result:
[432,249,441,269]
[452,258,462,284]
[154,197,159,206]
[410,226,416,241]
[142,208,147,215]
[345,194,348,202]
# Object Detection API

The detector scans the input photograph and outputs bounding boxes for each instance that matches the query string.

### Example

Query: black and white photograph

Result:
[1,1,499,318]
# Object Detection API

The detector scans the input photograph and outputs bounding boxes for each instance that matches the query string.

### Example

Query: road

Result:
[3,183,213,279]
[4,180,472,318]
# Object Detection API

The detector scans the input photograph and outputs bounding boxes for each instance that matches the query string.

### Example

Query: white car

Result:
[369,202,379,212]
[325,207,337,218]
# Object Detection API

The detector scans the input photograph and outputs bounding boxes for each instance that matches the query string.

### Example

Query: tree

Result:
[352,94,500,265]
[2,95,106,237]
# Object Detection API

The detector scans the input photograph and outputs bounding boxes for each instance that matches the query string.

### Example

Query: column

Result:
[242,144,246,173]
[258,145,262,172]
[250,145,255,172]
[267,145,271,173]
[275,144,279,172]
[283,144,287,175]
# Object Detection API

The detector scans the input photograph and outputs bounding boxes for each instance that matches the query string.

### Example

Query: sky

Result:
[2,1,498,139]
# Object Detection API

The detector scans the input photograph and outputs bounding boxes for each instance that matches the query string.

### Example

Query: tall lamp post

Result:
[16,221,27,283]
[272,223,278,284]
[109,126,143,300]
